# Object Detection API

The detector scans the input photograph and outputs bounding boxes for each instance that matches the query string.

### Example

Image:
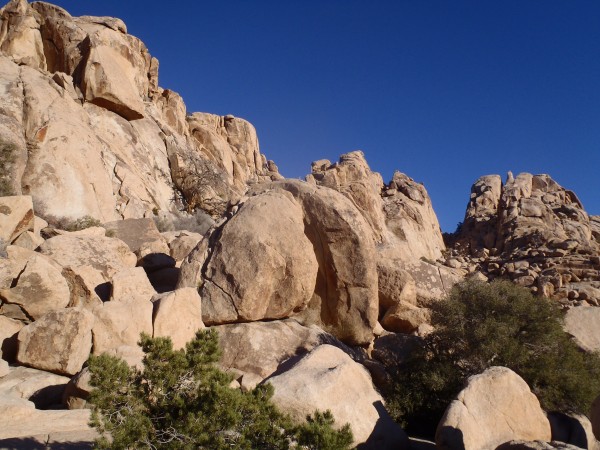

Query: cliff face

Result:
[0,0,280,222]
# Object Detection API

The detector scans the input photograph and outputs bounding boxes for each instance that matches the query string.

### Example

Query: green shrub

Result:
[383,279,600,436]
[0,139,17,196]
[64,215,102,231]
[88,330,353,450]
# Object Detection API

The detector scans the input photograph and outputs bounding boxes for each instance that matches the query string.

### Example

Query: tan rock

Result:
[0,195,34,243]
[268,180,379,345]
[61,265,108,308]
[564,306,600,352]
[269,344,408,448]
[0,359,7,377]
[381,302,431,334]
[39,234,136,277]
[200,190,318,324]
[381,171,445,262]
[398,259,464,306]
[436,366,551,450]
[79,28,146,120]
[214,319,347,381]
[103,218,164,253]
[0,253,70,320]
[110,267,156,303]
[11,230,44,250]
[90,267,154,354]
[152,288,204,350]
[16,308,94,376]
[0,0,46,70]
[104,345,144,370]
[168,231,203,261]
[308,151,387,242]
[19,64,119,221]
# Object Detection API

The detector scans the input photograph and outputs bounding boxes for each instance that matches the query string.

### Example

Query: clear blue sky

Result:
[46,1,600,232]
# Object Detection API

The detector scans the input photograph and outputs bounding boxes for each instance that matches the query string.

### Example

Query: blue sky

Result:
[47,1,600,232]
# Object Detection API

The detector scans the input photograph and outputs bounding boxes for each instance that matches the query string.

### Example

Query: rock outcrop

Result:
[450,172,600,306]
[0,0,279,223]
[436,366,552,450]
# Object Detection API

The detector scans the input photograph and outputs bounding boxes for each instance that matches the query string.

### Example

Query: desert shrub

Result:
[41,213,102,232]
[88,330,353,450]
[0,139,17,196]
[383,279,600,436]
[153,210,214,235]
[63,215,102,231]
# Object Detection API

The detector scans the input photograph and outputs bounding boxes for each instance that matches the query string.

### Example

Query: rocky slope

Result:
[1,1,600,449]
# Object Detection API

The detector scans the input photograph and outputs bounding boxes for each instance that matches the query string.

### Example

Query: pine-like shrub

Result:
[88,330,353,449]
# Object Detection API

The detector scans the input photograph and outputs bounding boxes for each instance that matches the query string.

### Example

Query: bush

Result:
[88,330,353,449]
[383,279,600,436]
[41,214,102,232]
[0,139,17,196]
[153,210,214,235]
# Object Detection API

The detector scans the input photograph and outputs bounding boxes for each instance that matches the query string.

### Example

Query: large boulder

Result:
[152,288,204,350]
[0,253,70,320]
[436,366,551,450]
[103,218,165,254]
[272,180,379,345]
[198,190,318,324]
[39,234,136,277]
[16,308,94,376]
[268,344,408,449]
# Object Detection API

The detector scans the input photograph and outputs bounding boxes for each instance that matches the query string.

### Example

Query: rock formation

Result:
[449,172,600,306]
[436,366,552,450]
[0,0,280,223]
[2,1,597,448]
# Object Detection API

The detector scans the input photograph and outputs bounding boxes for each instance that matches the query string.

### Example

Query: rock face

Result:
[451,173,600,306]
[268,344,408,449]
[436,366,552,450]
[0,0,278,223]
